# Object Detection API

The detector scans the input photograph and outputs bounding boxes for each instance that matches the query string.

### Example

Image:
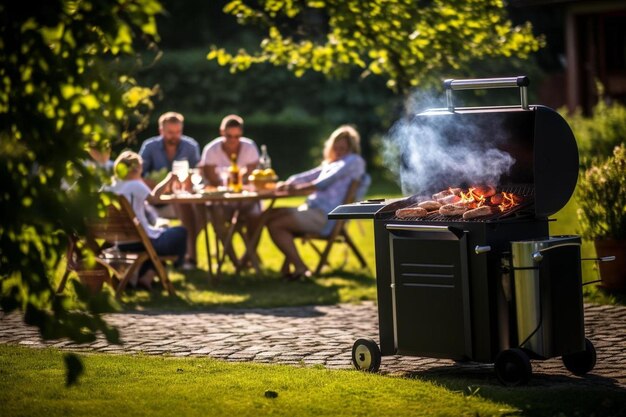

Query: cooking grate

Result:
[390,184,536,223]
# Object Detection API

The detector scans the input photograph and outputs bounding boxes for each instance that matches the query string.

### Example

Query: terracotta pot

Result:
[594,239,626,291]
[76,263,109,295]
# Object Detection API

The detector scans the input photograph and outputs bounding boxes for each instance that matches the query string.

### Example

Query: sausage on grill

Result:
[437,194,461,205]
[417,200,442,211]
[490,193,504,205]
[474,185,496,198]
[462,205,493,220]
[396,206,428,219]
[432,188,462,201]
[439,204,468,216]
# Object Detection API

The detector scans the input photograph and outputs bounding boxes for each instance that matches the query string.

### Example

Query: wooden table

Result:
[158,189,310,281]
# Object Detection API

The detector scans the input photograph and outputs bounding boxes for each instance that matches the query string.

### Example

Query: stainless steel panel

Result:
[511,236,583,357]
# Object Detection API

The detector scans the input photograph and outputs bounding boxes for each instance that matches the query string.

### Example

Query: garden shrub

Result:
[562,87,626,165]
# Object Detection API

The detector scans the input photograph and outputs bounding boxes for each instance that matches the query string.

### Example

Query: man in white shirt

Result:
[199,115,260,266]
[200,114,260,184]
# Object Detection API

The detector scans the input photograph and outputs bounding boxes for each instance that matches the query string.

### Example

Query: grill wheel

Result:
[562,338,597,376]
[352,339,381,372]
[494,348,532,386]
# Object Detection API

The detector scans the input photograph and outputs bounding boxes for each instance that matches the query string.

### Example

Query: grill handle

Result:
[443,76,530,111]
[474,245,491,255]
[386,224,451,233]
[531,241,581,263]
[385,224,464,240]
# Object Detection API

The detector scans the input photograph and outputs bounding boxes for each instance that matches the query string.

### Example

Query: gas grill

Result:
[330,76,603,385]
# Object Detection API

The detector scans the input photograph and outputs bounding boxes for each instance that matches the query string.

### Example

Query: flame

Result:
[498,192,519,212]
[432,186,523,216]
[458,187,486,208]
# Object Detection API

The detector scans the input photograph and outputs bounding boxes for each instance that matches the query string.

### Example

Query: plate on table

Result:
[224,190,258,198]
[201,187,229,197]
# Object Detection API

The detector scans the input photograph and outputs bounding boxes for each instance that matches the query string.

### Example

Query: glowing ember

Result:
[458,188,487,208]
[432,185,522,215]
[497,192,521,212]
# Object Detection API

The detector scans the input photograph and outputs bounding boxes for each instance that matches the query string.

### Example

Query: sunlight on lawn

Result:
[56,191,622,309]
[0,345,517,417]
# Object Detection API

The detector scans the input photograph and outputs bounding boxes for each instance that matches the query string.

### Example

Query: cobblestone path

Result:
[1,302,625,389]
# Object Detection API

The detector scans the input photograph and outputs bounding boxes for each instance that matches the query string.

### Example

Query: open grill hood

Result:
[330,77,579,221]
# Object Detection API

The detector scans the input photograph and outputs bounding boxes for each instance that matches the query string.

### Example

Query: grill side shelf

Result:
[328,201,386,220]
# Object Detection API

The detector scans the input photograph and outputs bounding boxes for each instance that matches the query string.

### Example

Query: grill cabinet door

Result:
[387,224,472,359]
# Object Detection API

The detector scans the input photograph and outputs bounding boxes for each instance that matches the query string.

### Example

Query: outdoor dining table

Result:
[158,188,311,282]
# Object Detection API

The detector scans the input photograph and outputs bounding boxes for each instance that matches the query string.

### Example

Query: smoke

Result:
[383,91,516,195]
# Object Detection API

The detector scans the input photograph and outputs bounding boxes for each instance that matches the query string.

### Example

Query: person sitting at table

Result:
[199,114,260,264]
[139,111,202,269]
[107,150,187,290]
[266,125,370,280]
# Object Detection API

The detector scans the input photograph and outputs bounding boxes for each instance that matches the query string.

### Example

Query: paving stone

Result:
[1,302,625,390]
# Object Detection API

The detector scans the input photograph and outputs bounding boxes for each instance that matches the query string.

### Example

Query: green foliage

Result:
[576,144,626,240]
[134,47,398,175]
[207,0,544,94]
[561,94,626,165]
[0,0,161,358]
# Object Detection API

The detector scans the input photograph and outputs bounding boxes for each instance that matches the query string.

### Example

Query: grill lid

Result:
[329,76,580,221]
[413,105,578,217]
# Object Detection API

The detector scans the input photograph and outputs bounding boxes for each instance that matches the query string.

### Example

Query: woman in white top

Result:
[267,125,369,280]
[107,151,187,290]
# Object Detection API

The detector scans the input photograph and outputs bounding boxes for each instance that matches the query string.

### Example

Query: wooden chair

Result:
[57,234,114,295]
[57,196,177,298]
[299,179,369,275]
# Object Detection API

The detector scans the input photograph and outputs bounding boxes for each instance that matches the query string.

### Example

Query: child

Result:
[107,151,187,290]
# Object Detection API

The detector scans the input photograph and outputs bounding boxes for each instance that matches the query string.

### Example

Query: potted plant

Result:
[577,143,626,291]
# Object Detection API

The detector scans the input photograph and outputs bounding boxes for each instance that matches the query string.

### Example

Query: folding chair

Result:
[299,179,369,275]
[57,196,177,298]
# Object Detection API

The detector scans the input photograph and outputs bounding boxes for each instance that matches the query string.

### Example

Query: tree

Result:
[0,0,161,383]
[207,0,544,95]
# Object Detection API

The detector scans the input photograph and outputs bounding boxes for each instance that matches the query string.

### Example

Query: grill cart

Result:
[330,77,608,386]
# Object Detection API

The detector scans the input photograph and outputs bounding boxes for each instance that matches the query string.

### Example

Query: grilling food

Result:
[491,192,523,206]
[396,206,428,219]
[439,204,468,216]
[437,194,462,205]
[418,200,442,211]
[462,206,493,220]
[474,185,497,198]
[432,188,462,201]
[490,193,504,205]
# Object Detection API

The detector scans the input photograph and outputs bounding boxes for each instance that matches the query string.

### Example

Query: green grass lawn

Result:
[57,187,624,310]
[2,344,624,417]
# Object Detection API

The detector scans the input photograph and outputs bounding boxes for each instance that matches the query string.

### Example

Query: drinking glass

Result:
[190,168,204,192]
[172,160,189,182]
[172,160,190,194]
[218,166,229,188]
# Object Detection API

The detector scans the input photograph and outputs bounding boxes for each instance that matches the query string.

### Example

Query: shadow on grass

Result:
[116,266,376,314]
[395,362,626,416]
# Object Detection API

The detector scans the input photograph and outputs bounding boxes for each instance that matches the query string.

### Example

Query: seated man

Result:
[199,114,260,264]
[139,111,202,268]
[107,151,187,290]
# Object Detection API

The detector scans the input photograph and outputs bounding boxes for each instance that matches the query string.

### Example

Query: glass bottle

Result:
[228,153,242,192]
[259,144,271,170]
